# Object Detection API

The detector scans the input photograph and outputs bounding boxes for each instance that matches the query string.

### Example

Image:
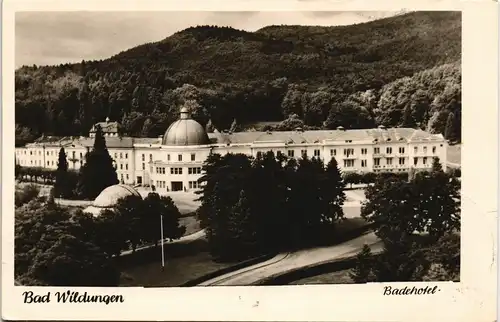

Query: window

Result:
[72,151,76,158]
[399,157,405,165]
[80,152,83,159]
[277,151,283,157]
[142,163,145,170]
[178,154,182,162]
[167,154,171,161]
[432,146,436,154]
[374,158,380,166]
[142,154,145,161]
[423,157,427,165]
[414,157,418,165]
[189,181,200,189]
[330,149,336,156]
[343,148,354,157]
[39,151,41,155]
[191,153,196,161]
[374,147,380,154]
[126,174,129,180]
[386,147,392,154]
[149,154,153,162]
[120,164,123,170]
[361,148,367,155]
[399,147,405,154]
[30,151,32,155]
[47,151,49,156]
[423,146,427,154]
[52,161,54,166]
[314,149,320,157]
[125,164,128,170]
[47,161,50,166]
[361,160,367,167]
[414,146,418,153]
[344,159,355,167]
[171,167,183,175]
[301,150,307,157]
[257,152,262,158]
[120,153,123,159]
[386,158,393,165]
[125,153,128,159]
[288,150,295,157]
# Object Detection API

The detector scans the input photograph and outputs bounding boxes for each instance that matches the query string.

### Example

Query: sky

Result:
[15,11,398,67]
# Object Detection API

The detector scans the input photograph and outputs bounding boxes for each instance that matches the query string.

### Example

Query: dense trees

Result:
[15,201,120,286]
[15,12,460,144]
[76,125,118,199]
[15,190,185,286]
[351,158,461,282]
[197,152,346,260]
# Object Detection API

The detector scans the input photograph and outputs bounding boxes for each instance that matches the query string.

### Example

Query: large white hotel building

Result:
[15,107,447,192]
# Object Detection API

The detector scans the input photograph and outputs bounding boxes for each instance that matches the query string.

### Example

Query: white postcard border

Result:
[2,1,498,321]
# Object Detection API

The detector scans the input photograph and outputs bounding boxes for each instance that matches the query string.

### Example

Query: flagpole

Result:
[160,214,165,268]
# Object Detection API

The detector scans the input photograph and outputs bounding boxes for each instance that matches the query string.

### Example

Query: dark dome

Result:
[162,108,210,146]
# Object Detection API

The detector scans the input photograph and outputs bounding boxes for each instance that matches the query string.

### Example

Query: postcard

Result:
[2,0,498,321]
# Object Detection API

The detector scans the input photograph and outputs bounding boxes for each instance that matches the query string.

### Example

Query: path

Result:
[200,231,382,286]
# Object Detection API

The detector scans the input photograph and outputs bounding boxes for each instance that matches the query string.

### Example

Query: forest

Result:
[15,11,461,146]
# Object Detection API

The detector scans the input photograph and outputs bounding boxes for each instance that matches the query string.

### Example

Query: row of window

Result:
[188,167,202,175]
[189,181,201,189]
[114,152,129,160]
[255,145,439,160]
[142,153,197,162]
[156,180,167,189]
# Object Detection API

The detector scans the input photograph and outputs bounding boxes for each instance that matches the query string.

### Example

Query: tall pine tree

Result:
[54,147,70,198]
[76,125,118,199]
[323,157,346,223]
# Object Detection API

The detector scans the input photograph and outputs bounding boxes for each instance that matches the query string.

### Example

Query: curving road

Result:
[199,231,383,286]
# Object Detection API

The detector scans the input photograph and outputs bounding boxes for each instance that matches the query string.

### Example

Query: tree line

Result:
[350,158,461,282]
[196,151,347,261]
[15,185,185,286]
[15,12,461,146]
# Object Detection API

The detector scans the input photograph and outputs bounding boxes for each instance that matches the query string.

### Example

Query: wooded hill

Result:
[15,11,461,146]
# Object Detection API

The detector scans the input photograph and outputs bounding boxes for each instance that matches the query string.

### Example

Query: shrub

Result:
[15,184,40,207]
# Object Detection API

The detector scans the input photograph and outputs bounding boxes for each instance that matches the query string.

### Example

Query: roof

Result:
[19,128,445,149]
[92,184,142,209]
[208,128,444,145]
[162,119,210,146]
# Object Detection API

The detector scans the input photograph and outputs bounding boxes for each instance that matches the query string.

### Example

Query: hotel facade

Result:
[15,108,448,192]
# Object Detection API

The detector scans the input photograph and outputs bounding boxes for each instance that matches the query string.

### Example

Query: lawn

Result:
[288,269,354,285]
[119,239,234,287]
[179,215,201,236]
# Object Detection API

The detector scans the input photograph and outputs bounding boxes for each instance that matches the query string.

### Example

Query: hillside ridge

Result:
[15,11,461,146]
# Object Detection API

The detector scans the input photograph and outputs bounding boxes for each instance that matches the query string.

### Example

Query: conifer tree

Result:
[323,157,346,222]
[350,244,376,283]
[431,157,443,173]
[227,189,258,259]
[54,147,70,198]
[76,125,118,199]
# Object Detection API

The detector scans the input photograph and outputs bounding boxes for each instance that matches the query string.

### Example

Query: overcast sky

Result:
[16,11,398,67]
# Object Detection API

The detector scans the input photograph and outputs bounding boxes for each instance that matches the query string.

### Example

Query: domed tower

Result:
[162,107,210,146]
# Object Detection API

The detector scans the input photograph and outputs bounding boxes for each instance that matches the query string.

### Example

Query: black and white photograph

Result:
[2,1,498,321]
